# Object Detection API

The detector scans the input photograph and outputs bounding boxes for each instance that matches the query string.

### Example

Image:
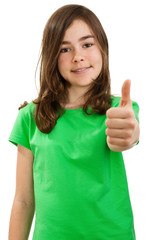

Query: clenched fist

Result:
[105,80,140,152]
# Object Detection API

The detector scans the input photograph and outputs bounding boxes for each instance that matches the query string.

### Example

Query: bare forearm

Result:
[9,199,35,240]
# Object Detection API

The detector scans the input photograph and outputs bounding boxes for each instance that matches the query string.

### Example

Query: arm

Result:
[9,145,35,240]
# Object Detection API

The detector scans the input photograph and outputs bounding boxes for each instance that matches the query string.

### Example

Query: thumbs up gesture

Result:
[105,80,140,152]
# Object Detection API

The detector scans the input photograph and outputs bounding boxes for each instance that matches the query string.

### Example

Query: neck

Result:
[62,85,88,109]
[64,104,84,109]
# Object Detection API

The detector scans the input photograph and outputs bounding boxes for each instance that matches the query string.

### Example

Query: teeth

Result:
[73,68,88,72]
[76,68,86,72]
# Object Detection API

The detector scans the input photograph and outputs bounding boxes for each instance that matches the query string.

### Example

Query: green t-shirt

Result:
[8,96,139,240]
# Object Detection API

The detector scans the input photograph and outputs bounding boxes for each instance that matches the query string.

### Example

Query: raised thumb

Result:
[119,79,132,107]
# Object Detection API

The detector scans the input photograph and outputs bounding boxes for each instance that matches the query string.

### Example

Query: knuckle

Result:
[106,109,111,118]
[106,119,111,128]
[105,119,108,127]
[128,120,136,129]
[108,137,113,144]
[123,138,130,147]
[105,129,108,135]
[107,108,113,118]
[127,110,134,118]
[126,130,133,138]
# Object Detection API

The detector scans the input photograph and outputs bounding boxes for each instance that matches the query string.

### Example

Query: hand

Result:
[105,80,140,152]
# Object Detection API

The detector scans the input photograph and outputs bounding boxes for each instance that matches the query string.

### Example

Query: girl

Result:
[8,4,140,240]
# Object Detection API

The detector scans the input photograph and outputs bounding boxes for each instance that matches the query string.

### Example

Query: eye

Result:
[83,43,94,48]
[60,48,71,53]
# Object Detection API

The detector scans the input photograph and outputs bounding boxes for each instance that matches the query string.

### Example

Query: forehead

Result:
[63,19,93,40]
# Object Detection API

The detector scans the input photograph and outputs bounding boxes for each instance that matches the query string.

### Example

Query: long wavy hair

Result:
[19,4,111,133]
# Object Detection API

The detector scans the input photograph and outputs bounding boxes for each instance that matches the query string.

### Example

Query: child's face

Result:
[58,19,102,91]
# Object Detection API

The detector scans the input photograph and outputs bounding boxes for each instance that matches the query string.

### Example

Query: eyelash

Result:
[60,43,94,53]
[83,43,93,48]
[60,48,70,53]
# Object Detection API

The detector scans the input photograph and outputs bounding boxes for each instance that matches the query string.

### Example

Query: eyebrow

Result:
[61,35,95,45]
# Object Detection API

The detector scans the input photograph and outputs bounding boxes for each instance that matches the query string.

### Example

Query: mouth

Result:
[71,67,91,73]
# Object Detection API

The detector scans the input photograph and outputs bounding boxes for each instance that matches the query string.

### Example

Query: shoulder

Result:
[18,101,36,120]
[19,101,35,112]
[9,102,36,149]
[110,95,121,108]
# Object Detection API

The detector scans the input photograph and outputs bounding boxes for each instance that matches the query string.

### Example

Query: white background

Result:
[0,0,160,239]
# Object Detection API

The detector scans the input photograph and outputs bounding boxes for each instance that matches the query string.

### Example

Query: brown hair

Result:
[19,4,111,133]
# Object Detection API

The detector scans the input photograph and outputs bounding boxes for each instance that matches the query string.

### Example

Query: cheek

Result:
[93,51,102,70]
[58,56,63,67]
[57,56,71,80]
[89,49,102,66]
[58,56,67,73]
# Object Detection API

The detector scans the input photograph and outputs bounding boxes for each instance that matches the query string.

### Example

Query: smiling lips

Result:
[71,66,91,73]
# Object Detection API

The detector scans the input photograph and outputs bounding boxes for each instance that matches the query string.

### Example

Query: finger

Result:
[119,79,132,107]
[106,128,132,139]
[106,118,135,129]
[107,136,130,147]
[107,107,134,119]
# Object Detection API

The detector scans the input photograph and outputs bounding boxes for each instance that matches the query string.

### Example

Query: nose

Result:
[72,49,85,63]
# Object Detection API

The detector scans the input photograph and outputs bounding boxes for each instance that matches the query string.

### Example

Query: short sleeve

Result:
[132,101,140,145]
[8,106,31,150]
[132,100,139,123]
